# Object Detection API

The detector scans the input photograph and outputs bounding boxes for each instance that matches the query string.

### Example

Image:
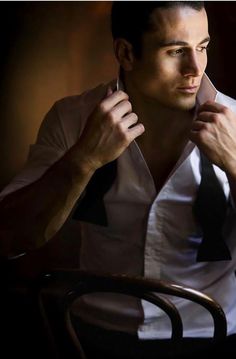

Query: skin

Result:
[123,6,209,111]
[75,87,144,172]
[1,6,236,257]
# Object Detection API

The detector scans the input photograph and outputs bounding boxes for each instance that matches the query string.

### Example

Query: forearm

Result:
[0,146,95,258]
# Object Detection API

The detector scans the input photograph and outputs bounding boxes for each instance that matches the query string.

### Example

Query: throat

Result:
[129,92,194,193]
[136,132,190,194]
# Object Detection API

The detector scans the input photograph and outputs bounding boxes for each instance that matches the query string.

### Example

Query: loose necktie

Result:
[192,152,231,262]
[72,160,117,226]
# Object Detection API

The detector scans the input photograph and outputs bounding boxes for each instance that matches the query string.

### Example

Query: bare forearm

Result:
[0,147,94,258]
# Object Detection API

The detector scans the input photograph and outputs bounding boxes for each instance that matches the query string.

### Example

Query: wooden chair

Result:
[38,269,227,359]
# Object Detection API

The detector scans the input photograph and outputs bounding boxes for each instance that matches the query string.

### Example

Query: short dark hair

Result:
[111,1,205,56]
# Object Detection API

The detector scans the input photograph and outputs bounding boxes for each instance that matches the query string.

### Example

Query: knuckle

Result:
[137,123,145,135]
[211,113,219,124]
[117,90,128,98]
[139,123,145,132]
[98,102,107,114]
[128,112,137,122]
[198,113,205,121]
[222,106,229,116]
[132,113,138,121]
[126,101,132,112]
[201,122,209,130]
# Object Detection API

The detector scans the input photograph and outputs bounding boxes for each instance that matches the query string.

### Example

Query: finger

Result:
[111,100,132,120]
[198,101,226,114]
[196,111,216,122]
[120,112,138,129]
[128,123,145,141]
[102,90,129,111]
[191,120,210,132]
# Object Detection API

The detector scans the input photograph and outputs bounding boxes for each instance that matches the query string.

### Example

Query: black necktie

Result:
[193,152,231,262]
[72,160,117,226]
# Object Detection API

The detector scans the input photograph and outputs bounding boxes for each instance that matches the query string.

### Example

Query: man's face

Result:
[128,6,209,111]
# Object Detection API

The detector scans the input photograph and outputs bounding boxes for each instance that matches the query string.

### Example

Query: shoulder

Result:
[41,79,116,147]
[54,79,116,116]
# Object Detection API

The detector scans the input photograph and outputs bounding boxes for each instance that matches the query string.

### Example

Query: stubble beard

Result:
[167,93,197,112]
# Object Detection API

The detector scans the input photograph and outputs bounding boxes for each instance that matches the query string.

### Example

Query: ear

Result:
[113,38,135,71]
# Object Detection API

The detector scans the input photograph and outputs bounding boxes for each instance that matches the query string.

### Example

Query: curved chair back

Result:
[62,270,227,359]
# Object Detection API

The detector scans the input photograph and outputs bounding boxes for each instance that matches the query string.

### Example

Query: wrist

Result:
[224,157,236,180]
[65,146,98,179]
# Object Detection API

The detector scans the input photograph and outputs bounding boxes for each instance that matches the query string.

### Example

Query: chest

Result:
[139,143,188,194]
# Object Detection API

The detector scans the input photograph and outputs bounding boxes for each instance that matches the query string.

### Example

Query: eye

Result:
[168,48,185,57]
[197,45,209,53]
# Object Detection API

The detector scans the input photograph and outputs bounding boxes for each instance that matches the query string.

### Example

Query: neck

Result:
[124,77,195,141]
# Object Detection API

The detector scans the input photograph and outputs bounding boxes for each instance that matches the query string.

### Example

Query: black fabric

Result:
[193,152,231,262]
[72,160,117,226]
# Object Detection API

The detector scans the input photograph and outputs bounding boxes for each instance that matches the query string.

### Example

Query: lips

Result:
[177,85,199,94]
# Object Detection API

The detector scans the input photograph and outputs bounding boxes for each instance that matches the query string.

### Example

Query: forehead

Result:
[146,6,209,44]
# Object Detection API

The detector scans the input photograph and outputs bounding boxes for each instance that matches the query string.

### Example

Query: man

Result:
[0,1,236,358]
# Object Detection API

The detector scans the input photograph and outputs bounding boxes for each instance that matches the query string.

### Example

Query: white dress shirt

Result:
[1,74,236,339]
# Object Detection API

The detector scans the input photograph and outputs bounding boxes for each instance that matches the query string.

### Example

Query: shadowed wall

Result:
[0,1,117,189]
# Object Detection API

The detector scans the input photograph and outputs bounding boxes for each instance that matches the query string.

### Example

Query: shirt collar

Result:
[197,73,217,105]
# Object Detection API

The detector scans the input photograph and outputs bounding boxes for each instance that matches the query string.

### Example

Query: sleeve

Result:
[0,102,68,200]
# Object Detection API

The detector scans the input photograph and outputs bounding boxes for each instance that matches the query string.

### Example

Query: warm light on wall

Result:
[0,1,117,189]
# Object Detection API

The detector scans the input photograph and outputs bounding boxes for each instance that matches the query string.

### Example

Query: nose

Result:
[181,51,202,77]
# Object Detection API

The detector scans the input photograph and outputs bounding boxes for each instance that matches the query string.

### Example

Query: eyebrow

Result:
[158,36,211,48]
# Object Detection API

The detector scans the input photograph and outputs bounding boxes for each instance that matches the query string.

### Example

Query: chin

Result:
[177,102,196,111]
[168,96,197,111]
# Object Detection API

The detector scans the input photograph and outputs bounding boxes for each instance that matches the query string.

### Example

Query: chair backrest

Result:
[62,270,227,359]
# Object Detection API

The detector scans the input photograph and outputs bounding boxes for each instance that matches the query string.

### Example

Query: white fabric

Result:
[1,74,236,339]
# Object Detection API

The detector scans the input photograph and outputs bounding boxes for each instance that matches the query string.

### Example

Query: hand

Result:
[74,88,145,172]
[190,100,236,176]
